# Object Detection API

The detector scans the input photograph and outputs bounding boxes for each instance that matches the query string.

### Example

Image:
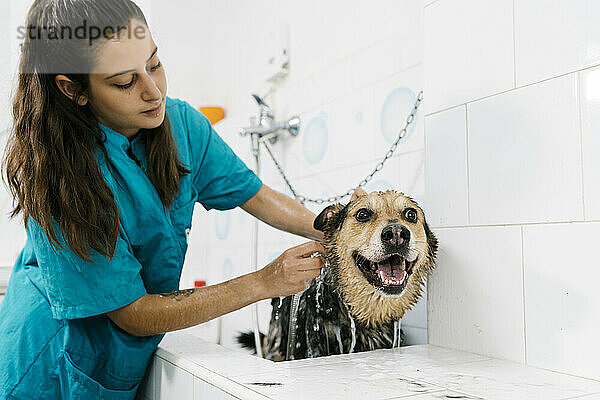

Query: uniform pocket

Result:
[62,352,140,400]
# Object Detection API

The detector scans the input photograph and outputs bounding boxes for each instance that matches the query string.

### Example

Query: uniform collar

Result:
[98,122,131,152]
[99,122,149,173]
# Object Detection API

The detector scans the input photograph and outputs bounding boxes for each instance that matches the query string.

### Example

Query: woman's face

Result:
[87,19,167,138]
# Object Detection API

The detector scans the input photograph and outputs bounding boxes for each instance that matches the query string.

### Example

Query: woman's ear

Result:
[314,203,346,232]
[55,75,88,106]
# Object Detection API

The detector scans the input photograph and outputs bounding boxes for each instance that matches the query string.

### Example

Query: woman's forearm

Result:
[107,241,326,337]
[241,184,324,241]
[108,271,268,337]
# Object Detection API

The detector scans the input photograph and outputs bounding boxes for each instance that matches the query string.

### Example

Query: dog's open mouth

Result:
[353,252,416,295]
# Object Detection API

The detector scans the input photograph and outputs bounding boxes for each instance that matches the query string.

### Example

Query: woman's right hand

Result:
[256,241,326,298]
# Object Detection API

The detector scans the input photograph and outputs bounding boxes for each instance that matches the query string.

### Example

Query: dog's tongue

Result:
[376,255,407,285]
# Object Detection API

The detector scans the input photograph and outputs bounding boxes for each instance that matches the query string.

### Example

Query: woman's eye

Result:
[404,208,418,223]
[150,61,162,71]
[355,208,373,222]
[114,78,135,90]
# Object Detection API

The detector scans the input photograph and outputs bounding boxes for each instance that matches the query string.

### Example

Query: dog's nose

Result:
[381,224,410,247]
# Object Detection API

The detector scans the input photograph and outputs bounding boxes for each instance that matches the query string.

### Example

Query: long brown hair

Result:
[2,0,189,262]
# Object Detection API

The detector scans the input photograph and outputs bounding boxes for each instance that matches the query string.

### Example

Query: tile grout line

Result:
[577,71,586,221]
[465,104,471,225]
[424,61,600,118]
[521,226,527,365]
[432,218,600,230]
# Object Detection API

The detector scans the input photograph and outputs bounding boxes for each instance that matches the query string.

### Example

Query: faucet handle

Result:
[252,94,269,108]
[286,116,300,136]
[252,94,274,118]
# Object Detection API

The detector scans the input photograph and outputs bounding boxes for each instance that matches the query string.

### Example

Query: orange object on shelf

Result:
[199,106,225,125]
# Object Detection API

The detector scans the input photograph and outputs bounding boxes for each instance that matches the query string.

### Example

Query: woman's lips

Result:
[143,102,162,116]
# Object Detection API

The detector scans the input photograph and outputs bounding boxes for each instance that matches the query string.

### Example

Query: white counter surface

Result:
[140,331,600,400]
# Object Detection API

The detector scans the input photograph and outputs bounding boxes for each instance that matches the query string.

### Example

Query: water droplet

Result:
[334,326,343,354]
[347,309,356,354]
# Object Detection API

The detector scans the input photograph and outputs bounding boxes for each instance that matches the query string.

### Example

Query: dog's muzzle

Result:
[381,224,411,250]
[353,252,416,295]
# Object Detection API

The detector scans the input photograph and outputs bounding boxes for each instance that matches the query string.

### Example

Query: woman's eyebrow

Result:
[104,46,158,80]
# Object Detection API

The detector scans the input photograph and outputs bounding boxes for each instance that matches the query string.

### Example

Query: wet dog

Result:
[238,190,438,361]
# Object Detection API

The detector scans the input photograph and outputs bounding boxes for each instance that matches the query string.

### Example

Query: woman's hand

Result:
[256,241,326,298]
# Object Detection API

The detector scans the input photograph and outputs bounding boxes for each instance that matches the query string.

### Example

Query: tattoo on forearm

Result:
[159,288,195,301]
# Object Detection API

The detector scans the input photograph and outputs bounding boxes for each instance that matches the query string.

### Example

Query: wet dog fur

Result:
[238,190,438,361]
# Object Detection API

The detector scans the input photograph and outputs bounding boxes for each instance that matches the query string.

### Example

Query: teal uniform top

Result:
[0,97,263,399]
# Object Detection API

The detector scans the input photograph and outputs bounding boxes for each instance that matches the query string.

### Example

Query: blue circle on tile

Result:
[214,213,231,241]
[222,258,233,280]
[355,110,364,124]
[302,112,328,164]
[380,87,417,144]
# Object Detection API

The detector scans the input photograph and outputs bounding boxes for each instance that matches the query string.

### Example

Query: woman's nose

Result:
[139,73,162,101]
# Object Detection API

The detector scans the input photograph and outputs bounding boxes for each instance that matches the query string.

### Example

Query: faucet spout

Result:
[239,94,300,144]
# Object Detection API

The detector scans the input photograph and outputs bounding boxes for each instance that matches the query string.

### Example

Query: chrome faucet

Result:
[239,94,300,156]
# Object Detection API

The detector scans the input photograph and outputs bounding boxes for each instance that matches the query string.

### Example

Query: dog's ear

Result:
[314,203,347,232]
[350,188,367,202]
[423,220,438,258]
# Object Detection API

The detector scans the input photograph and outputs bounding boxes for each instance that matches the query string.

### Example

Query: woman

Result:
[0,0,326,398]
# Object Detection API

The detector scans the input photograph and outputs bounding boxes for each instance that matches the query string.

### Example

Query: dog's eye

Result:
[404,208,418,223]
[355,208,373,222]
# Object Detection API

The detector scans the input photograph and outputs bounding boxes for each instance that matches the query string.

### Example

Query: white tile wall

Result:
[155,358,195,400]
[372,67,424,157]
[423,0,598,381]
[0,267,11,305]
[428,226,525,362]
[580,66,600,220]
[402,325,428,346]
[523,222,600,381]
[399,149,426,207]
[327,86,376,171]
[0,5,13,132]
[514,0,600,86]
[423,0,514,114]
[467,74,582,225]
[424,105,469,227]
[0,133,27,268]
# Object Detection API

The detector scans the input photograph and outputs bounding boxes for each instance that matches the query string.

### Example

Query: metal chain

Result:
[262,90,423,204]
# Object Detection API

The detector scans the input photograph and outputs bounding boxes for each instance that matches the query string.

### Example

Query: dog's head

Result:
[314,190,438,327]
